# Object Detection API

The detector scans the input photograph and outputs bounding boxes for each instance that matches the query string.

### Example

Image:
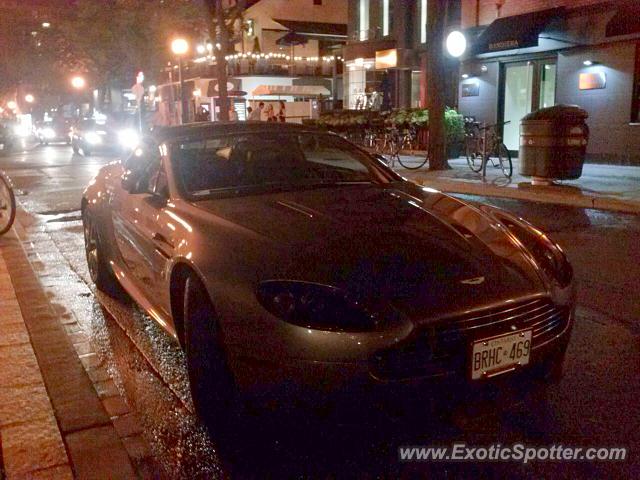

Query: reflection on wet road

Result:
[5,146,639,478]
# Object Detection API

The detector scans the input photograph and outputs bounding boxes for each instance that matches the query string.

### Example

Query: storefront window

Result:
[345,59,383,109]
[359,0,370,41]
[381,0,394,37]
[411,71,421,107]
[420,0,427,43]
[539,63,557,109]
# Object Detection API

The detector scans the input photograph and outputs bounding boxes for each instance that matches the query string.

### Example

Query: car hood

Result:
[192,183,545,320]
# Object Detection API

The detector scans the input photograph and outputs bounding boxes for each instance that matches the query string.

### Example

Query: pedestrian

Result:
[246,106,253,121]
[277,101,286,122]
[248,102,263,121]
[228,103,238,122]
[265,103,276,122]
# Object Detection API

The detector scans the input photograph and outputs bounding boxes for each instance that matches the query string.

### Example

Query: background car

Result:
[0,122,16,154]
[81,122,575,433]
[71,117,140,156]
[35,119,72,145]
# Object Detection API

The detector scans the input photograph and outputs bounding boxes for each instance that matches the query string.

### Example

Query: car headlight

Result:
[85,132,102,145]
[257,280,386,332]
[496,213,573,287]
[42,128,56,139]
[118,129,139,149]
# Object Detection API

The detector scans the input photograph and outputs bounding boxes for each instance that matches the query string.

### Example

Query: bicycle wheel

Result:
[398,152,428,170]
[0,172,16,235]
[498,143,512,178]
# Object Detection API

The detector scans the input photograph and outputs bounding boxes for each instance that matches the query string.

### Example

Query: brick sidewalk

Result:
[0,246,73,478]
[0,225,143,479]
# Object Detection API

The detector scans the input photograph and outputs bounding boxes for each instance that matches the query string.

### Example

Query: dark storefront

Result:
[458,1,640,164]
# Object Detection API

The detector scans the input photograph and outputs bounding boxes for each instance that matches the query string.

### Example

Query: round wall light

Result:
[446,30,467,58]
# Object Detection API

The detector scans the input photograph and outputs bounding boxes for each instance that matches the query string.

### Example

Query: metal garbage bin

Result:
[519,104,589,183]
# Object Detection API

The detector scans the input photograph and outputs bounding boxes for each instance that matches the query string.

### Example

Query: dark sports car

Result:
[81,122,575,429]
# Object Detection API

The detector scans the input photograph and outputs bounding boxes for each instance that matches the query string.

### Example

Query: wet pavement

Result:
[1,145,639,478]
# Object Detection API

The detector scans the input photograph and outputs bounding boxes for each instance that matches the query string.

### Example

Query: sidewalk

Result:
[399,156,640,214]
[0,244,73,478]
[0,227,140,479]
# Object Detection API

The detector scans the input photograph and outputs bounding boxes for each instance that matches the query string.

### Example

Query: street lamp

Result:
[171,38,189,124]
[7,100,17,110]
[25,94,34,103]
[71,76,86,89]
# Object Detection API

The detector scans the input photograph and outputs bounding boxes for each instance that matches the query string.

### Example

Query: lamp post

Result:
[70,76,88,117]
[171,38,189,124]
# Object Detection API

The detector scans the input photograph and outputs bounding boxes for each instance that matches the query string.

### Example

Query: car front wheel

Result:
[82,209,118,292]
[184,274,240,437]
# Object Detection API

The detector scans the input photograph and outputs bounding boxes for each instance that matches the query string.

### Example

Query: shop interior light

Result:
[583,60,598,66]
[461,73,469,79]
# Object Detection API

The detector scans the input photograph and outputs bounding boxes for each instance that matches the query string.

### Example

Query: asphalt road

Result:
[1,144,638,479]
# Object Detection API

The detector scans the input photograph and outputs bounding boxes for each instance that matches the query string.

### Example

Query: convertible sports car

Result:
[82,122,575,429]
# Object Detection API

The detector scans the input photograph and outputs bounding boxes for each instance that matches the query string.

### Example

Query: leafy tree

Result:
[55,0,206,107]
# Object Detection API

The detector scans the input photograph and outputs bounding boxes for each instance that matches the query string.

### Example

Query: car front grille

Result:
[371,297,570,381]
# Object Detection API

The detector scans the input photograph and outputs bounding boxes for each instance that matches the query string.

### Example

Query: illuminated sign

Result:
[375,49,397,70]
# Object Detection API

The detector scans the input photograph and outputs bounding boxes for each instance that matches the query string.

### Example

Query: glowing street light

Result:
[71,76,86,89]
[25,94,35,103]
[7,100,17,110]
[171,38,189,56]
[42,22,50,28]
[170,38,189,124]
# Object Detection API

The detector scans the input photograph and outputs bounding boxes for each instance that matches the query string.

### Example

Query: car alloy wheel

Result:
[82,210,118,292]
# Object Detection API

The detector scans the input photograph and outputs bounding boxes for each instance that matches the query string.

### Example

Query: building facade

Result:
[457,0,640,164]
[343,0,461,111]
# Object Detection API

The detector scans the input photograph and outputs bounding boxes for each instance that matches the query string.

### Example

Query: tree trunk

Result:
[426,0,450,170]
[205,0,229,121]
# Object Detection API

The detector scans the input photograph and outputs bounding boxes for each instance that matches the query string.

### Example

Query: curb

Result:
[407,176,640,214]
[0,229,138,479]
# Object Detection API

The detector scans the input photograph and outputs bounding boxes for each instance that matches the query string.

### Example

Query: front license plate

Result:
[471,329,532,380]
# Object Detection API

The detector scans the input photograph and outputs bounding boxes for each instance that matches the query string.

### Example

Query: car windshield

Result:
[172,132,390,196]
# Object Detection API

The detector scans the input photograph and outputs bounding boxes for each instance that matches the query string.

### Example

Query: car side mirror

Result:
[121,169,142,193]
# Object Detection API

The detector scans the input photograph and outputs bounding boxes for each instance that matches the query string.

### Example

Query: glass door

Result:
[500,58,557,152]
[502,62,534,152]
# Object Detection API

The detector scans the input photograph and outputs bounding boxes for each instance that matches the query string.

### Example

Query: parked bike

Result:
[465,119,512,178]
[0,171,16,235]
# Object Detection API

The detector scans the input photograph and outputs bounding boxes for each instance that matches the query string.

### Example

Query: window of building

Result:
[420,0,427,43]
[359,0,370,41]
[313,0,322,5]
[632,42,640,123]
[381,0,393,37]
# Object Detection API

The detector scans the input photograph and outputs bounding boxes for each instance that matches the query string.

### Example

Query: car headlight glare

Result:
[42,128,56,139]
[85,132,102,145]
[257,281,381,332]
[118,129,139,149]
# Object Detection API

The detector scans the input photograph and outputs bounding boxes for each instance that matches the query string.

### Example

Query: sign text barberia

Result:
[489,39,520,51]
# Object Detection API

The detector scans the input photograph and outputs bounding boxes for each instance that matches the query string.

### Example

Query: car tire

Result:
[82,208,118,292]
[184,274,240,438]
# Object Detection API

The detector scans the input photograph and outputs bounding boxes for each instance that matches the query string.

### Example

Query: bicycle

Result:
[465,120,512,178]
[0,171,16,235]
[377,126,428,170]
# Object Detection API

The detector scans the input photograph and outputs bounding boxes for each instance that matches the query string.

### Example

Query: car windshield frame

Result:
[168,130,400,201]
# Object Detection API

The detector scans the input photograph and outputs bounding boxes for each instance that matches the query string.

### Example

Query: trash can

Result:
[519,105,589,182]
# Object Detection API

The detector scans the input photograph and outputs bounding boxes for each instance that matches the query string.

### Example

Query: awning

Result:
[606,1,640,37]
[251,85,330,97]
[473,7,565,54]
[273,18,347,39]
